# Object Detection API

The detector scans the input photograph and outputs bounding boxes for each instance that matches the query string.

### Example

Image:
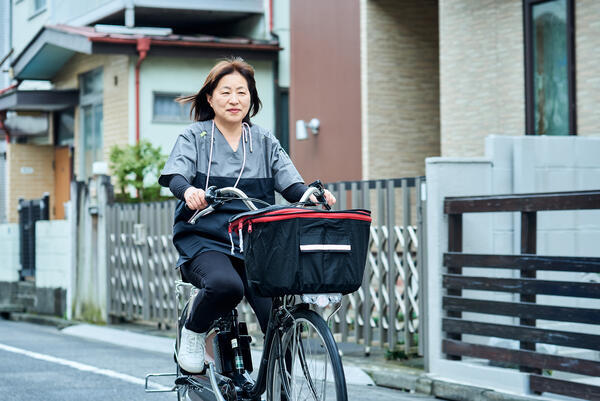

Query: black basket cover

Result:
[230,207,371,297]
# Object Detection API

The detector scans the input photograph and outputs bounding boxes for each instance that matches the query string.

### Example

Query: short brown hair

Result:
[177,57,262,124]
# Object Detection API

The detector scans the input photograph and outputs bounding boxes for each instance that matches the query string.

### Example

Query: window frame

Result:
[78,68,104,180]
[29,0,47,19]
[152,92,192,123]
[523,0,576,135]
[275,86,290,153]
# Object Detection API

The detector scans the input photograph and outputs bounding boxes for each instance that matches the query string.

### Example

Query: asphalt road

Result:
[0,319,436,401]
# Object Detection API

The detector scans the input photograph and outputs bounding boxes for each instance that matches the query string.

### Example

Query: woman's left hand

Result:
[323,189,336,207]
[310,189,336,208]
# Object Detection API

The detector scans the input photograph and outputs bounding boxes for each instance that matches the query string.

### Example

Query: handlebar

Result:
[187,182,329,224]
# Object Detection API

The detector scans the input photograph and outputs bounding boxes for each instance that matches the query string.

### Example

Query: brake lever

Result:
[188,205,215,224]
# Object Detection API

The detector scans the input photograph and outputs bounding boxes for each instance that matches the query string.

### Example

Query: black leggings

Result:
[180,251,272,334]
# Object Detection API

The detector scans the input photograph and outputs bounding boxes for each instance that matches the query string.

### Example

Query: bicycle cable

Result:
[211,196,272,208]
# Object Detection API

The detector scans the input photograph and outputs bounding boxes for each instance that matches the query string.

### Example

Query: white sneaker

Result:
[177,327,206,373]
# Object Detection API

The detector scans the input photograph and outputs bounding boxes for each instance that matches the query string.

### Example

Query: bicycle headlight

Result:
[301,293,342,307]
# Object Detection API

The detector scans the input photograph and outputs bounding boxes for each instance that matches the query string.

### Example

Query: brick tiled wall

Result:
[363,0,440,179]
[439,0,525,157]
[440,0,600,156]
[53,54,130,179]
[576,0,600,136]
[6,144,54,223]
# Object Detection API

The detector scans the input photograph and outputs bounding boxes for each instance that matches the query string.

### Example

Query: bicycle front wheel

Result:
[266,309,347,401]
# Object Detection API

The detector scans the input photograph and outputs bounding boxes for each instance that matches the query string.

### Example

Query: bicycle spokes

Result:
[281,319,332,401]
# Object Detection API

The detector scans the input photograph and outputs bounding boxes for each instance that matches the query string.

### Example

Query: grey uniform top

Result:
[158,120,303,267]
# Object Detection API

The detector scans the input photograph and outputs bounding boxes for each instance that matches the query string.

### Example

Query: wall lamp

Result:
[295,118,320,140]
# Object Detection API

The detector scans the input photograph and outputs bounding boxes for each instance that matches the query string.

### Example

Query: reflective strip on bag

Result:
[299,244,351,252]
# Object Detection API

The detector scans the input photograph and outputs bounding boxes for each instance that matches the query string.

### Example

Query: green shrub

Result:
[109,140,168,203]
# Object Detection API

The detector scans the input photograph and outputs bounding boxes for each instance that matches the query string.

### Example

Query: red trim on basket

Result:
[250,212,372,224]
[229,209,372,233]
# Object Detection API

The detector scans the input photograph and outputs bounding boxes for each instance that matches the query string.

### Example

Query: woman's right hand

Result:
[184,187,208,210]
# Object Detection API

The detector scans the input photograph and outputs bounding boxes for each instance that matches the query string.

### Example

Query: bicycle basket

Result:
[229,206,372,297]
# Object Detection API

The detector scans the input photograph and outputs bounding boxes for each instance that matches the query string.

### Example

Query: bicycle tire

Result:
[266,309,347,401]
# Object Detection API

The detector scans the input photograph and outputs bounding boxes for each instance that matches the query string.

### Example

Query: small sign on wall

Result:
[20,167,34,174]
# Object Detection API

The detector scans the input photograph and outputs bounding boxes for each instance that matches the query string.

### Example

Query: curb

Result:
[365,368,552,401]
[7,312,75,330]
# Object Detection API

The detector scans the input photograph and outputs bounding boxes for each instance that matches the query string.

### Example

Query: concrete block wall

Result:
[0,223,20,282]
[35,219,71,289]
[6,143,54,223]
[490,136,600,361]
[35,219,71,318]
[53,54,130,180]
[362,0,440,179]
[486,135,600,261]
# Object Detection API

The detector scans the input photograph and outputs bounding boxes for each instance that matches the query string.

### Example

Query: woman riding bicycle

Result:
[158,57,336,374]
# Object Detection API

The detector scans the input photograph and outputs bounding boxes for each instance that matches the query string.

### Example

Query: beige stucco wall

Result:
[576,0,600,136]
[53,54,130,180]
[439,0,525,157]
[363,0,440,179]
[6,144,54,223]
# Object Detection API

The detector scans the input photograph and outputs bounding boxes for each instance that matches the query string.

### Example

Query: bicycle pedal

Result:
[175,375,192,386]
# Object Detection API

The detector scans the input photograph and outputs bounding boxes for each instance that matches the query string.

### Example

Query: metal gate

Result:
[0,141,6,223]
[18,193,49,279]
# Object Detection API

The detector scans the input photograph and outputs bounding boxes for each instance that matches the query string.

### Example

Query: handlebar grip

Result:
[308,180,331,210]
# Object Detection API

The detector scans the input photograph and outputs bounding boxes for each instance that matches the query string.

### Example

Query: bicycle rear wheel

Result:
[266,309,347,401]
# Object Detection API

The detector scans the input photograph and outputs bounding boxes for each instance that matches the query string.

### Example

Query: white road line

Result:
[0,342,171,391]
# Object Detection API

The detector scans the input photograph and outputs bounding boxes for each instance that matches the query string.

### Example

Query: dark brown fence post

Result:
[447,213,463,360]
[520,211,540,374]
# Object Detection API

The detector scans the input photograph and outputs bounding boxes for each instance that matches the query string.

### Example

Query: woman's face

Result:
[207,71,251,125]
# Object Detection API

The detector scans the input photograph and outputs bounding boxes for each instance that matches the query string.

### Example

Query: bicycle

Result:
[145,182,371,401]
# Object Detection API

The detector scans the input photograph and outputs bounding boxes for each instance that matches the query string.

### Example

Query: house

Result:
[289,2,600,398]
[288,0,600,183]
[0,0,285,224]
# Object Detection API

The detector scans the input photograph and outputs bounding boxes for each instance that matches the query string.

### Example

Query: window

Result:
[79,68,103,179]
[55,108,75,146]
[153,93,192,122]
[29,0,46,18]
[524,0,575,135]
[81,68,103,97]
[33,0,46,11]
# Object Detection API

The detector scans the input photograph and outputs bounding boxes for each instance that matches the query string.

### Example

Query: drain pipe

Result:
[135,38,151,144]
